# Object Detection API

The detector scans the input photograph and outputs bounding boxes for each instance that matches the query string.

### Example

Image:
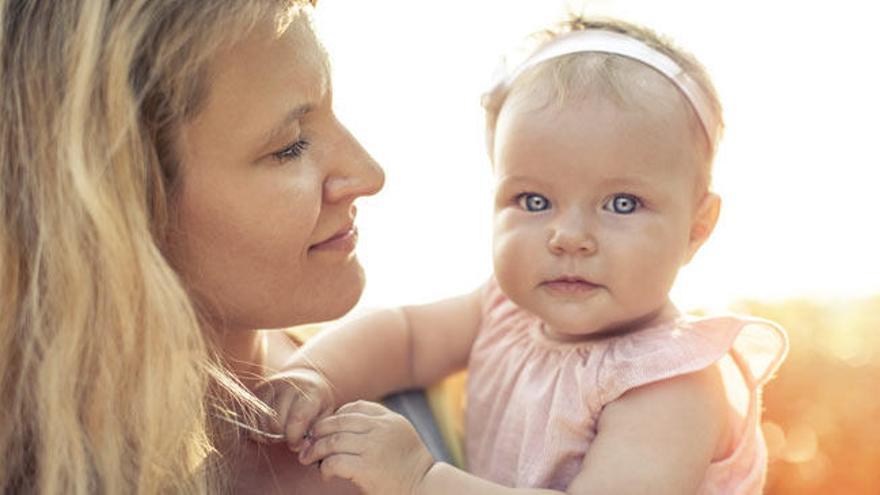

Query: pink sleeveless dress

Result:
[465,278,788,493]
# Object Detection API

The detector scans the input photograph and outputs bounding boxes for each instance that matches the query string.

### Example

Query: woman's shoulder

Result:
[231,442,360,495]
[230,331,360,494]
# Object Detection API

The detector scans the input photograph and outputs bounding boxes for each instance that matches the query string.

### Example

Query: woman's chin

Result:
[219,262,367,330]
[307,290,362,325]
[288,265,366,325]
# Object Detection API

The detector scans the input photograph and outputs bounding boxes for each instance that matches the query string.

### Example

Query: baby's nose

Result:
[547,213,597,256]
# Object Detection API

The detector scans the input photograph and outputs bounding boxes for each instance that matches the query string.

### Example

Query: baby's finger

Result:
[277,393,327,450]
[310,412,375,439]
[285,415,317,452]
[299,431,365,465]
[334,399,389,416]
[317,453,365,486]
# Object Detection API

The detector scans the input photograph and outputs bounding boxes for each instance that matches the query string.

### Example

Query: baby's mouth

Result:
[541,276,600,294]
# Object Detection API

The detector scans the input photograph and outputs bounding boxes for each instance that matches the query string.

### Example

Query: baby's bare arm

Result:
[255,288,483,449]
[301,401,569,495]
[282,287,482,403]
[402,287,483,388]
[566,365,729,495]
[301,366,726,495]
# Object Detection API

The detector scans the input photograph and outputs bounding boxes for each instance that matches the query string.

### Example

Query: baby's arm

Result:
[300,365,728,495]
[255,287,484,449]
[567,365,729,494]
[299,401,567,495]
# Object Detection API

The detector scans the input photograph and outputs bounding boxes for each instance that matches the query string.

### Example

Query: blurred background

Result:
[313,1,880,493]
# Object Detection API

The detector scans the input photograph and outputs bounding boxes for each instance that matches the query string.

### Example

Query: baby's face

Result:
[491,84,708,340]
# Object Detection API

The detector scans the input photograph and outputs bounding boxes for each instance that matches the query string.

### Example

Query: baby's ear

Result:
[685,192,721,264]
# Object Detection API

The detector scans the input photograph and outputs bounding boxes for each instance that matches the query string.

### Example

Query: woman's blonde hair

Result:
[0,1,308,493]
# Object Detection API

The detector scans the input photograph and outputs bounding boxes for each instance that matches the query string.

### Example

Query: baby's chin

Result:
[543,329,601,343]
[541,313,651,343]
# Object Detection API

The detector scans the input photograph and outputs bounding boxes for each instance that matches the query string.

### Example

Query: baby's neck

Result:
[542,301,681,344]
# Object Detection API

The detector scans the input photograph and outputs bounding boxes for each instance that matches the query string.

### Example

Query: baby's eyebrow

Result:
[596,175,654,189]
[495,175,548,189]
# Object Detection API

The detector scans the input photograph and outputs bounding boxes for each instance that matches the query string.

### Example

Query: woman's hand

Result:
[252,367,337,452]
[298,400,435,495]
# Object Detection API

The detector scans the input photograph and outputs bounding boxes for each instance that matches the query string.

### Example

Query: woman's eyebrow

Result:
[259,103,312,150]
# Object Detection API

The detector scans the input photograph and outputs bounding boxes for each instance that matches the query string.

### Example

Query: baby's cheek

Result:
[492,238,518,285]
[492,234,530,293]
[626,256,679,305]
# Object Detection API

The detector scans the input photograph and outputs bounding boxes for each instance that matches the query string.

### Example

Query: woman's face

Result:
[169,12,384,331]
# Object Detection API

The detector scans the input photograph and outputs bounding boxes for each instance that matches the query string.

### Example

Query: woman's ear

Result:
[685,192,721,264]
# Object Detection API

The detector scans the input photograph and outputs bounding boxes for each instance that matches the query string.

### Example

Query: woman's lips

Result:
[310,226,358,253]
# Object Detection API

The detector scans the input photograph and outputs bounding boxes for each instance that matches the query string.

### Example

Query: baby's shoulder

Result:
[595,315,787,405]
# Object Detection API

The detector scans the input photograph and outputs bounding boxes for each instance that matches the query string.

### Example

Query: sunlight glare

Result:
[315,0,879,312]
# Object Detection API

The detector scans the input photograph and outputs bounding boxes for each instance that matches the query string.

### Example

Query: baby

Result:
[255,16,788,495]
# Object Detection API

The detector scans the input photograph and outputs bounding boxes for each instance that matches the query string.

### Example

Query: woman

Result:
[1,1,382,493]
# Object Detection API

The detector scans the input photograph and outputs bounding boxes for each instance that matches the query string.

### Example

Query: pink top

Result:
[465,278,788,493]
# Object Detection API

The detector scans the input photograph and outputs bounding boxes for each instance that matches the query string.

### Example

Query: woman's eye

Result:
[272,139,310,161]
[603,194,641,214]
[517,193,551,212]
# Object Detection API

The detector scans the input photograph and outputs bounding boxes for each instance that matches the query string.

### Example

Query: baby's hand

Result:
[298,400,435,495]
[252,368,336,451]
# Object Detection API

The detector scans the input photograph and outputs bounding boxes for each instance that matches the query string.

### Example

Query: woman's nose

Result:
[548,212,597,256]
[323,126,385,204]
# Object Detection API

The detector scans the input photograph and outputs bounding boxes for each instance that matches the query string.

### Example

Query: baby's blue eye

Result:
[604,194,641,214]
[517,193,550,212]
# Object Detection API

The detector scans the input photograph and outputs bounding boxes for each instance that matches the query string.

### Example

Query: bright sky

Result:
[314,0,880,313]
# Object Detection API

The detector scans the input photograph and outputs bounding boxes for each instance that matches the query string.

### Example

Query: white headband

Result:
[487,29,721,152]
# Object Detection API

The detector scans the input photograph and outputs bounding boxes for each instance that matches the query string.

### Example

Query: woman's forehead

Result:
[206,12,325,103]
[182,12,328,161]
